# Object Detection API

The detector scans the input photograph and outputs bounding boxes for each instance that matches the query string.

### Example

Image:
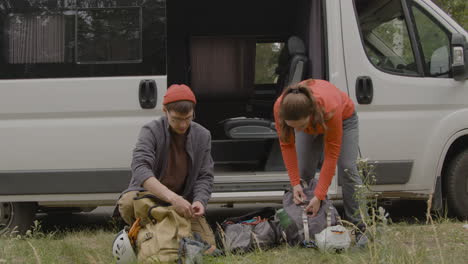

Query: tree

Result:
[432,0,467,30]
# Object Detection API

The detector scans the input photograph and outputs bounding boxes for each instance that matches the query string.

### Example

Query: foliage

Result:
[432,0,467,30]
[255,43,284,84]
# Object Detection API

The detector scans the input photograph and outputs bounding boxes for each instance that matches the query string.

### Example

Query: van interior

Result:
[167,0,325,172]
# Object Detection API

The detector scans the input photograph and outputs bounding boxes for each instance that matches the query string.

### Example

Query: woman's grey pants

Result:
[295,112,362,224]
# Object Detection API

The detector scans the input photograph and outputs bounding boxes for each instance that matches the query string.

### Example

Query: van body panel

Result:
[0,77,165,171]
[0,76,166,114]
[323,0,348,197]
[421,109,468,184]
[324,0,348,94]
[340,0,468,194]
[434,128,468,181]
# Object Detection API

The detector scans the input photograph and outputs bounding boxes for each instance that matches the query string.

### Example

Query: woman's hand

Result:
[293,184,307,204]
[305,196,321,217]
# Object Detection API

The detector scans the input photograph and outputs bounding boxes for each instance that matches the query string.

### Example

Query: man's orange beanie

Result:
[163,84,197,105]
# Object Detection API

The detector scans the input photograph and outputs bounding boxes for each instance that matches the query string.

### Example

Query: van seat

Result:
[276,36,308,94]
[223,117,277,139]
[222,36,307,140]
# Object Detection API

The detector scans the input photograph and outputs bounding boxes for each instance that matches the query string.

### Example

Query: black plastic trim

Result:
[0,169,291,195]
[401,0,425,76]
[0,169,131,195]
[339,160,413,185]
[1,160,413,196]
[322,0,329,81]
[373,160,413,184]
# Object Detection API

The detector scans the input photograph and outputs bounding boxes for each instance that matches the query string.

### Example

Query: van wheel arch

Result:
[444,149,468,219]
[0,202,37,235]
[439,134,468,216]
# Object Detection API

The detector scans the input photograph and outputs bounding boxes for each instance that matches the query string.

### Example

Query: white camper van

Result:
[0,0,467,234]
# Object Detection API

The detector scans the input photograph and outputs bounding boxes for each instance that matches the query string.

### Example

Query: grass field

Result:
[0,218,466,264]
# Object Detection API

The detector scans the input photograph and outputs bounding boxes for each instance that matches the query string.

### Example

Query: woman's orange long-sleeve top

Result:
[273,79,355,200]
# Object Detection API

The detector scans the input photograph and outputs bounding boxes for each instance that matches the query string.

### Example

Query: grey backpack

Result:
[280,179,341,247]
[217,207,280,253]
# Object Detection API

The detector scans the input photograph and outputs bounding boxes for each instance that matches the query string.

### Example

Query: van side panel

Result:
[0,1,168,197]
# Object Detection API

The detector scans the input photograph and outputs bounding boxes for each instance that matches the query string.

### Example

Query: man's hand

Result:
[293,184,307,204]
[169,195,193,218]
[305,196,321,217]
[191,201,205,218]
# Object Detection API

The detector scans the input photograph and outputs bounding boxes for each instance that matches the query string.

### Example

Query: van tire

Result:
[0,202,37,235]
[446,149,468,219]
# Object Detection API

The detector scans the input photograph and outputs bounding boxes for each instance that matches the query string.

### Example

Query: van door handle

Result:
[355,76,373,104]
[139,80,157,109]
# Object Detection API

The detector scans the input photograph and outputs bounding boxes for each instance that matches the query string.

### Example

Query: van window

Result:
[254,42,285,84]
[0,0,166,79]
[411,5,451,77]
[76,8,142,64]
[355,0,418,76]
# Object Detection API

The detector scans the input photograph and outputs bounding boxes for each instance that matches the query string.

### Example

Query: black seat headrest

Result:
[275,36,306,75]
[287,36,306,55]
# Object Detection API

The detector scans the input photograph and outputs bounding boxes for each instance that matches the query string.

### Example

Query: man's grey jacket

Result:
[122,116,214,209]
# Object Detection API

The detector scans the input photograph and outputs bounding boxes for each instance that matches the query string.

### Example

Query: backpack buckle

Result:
[302,240,317,249]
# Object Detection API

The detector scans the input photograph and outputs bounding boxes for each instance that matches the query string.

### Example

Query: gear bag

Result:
[217,207,280,253]
[132,191,192,263]
[280,179,341,247]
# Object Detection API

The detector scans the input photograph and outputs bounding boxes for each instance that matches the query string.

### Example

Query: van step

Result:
[213,172,289,193]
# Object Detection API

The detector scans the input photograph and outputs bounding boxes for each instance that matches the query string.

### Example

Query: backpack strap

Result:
[326,205,343,227]
[301,206,310,242]
[134,193,170,206]
[326,206,332,227]
[299,179,312,241]
[300,204,317,248]
[148,205,160,224]
[334,206,343,224]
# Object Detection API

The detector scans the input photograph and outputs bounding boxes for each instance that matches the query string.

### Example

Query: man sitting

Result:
[117,84,216,247]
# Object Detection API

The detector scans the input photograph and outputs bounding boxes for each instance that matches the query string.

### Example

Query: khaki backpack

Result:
[132,192,192,263]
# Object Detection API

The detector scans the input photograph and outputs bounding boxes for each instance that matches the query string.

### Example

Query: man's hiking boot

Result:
[355,232,369,248]
[354,224,369,248]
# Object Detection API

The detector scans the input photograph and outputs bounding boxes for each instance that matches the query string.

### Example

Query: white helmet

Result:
[112,229,137,264]
[314,225,351,252]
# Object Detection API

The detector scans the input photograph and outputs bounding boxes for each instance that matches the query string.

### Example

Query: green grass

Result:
[207,220,468,264]
[0,228,115,264]
[0,220,466,264]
